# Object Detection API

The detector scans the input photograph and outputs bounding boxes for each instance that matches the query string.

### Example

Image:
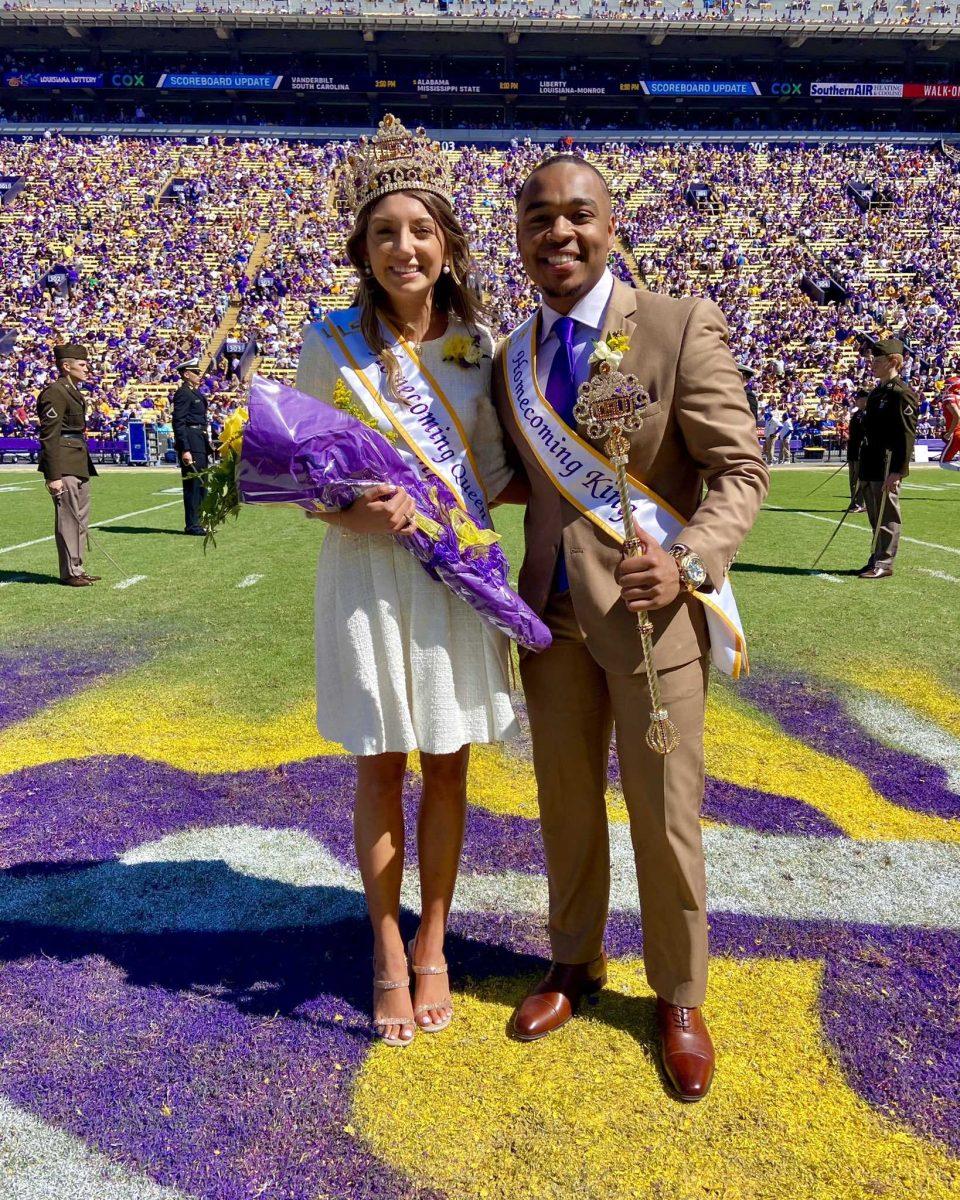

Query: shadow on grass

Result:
[98,525,187,536]
[731,563,827,576]
[0,857,683,1094]
[0,570,61,585]
[765,506,854,514]
[0,859,539,1025]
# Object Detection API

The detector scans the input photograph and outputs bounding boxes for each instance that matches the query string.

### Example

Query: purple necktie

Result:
[544,315,577,592]
[544,315,578,426]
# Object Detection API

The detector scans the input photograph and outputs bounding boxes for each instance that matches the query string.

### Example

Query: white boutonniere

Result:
[588,330,631,370]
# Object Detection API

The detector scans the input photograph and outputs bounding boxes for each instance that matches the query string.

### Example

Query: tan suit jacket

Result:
[494,280,769,675]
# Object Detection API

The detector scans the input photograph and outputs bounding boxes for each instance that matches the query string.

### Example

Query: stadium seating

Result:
[5,0,960,27]
[1,136,956,450]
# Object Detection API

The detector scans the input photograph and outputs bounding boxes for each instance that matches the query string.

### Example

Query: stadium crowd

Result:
[1,135,956,454]
[4,0,959,26]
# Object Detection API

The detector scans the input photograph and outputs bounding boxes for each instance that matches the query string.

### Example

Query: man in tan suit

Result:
[37,343,100,587]
[494,156,768,1100]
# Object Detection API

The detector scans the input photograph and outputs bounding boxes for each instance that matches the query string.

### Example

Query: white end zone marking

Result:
[114,575,148,590]
[237,573,264,589]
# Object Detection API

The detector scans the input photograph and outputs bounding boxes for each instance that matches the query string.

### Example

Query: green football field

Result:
[1,463,958,701]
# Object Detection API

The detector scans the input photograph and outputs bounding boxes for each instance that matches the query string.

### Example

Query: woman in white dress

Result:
[296,118,522,1046]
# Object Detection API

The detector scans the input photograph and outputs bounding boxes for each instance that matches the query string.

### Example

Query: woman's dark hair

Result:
[345,189,484,400]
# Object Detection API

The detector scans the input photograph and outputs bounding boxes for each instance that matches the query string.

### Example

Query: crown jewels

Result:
[346,114,453,214]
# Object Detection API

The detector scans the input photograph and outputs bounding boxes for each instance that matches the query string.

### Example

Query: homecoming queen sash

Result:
[317,309,491,530]
[502,314,749,678]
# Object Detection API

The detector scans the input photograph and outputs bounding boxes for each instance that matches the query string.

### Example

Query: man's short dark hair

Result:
[516,154,611,206]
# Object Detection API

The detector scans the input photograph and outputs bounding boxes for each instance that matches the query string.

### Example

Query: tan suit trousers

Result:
[52,475,89,580]
[520,591,710,1008]
[862,480,902,569]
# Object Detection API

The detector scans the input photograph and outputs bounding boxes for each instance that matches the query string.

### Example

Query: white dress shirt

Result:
[536,268,615,394]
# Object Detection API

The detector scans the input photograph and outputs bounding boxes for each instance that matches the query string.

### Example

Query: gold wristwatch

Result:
[669,544,708,593]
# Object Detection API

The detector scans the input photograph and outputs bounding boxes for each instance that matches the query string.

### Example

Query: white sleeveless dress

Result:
[295,316,519,757]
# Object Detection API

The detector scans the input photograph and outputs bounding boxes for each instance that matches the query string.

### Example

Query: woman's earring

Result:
[442,263,451,275]
[363,263,373,277]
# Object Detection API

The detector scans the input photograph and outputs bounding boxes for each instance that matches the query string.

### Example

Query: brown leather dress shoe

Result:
[512,953,607,1041]
[81,574,101,582]
[61,576,93,587]
[656,997,715,1102]
[858,565,893,579]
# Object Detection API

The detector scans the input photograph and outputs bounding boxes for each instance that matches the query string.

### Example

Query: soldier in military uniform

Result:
[737,362,759,422]
[171,359,212,536]
[37,343,100,587]
[846,388,869,512]
[857,337,918,579]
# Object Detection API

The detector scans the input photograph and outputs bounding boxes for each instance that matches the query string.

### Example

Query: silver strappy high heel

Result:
[407,936,454,1033]
[371,974,416,1047]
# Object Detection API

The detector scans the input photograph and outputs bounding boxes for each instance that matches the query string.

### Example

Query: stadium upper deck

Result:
[3,0,959,31]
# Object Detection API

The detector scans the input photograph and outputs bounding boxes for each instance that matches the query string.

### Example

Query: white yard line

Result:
[901,482,945,492]
[813,572,846,584]
[0,485,38,493]
[236,573,264,589]
[0,500,180,556]
[113,575,148,591]
[764,506,960,557]
[918,567,960,585]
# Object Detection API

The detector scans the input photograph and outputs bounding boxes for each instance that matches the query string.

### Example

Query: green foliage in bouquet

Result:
[197,406,247,548]
[194,379,399,548]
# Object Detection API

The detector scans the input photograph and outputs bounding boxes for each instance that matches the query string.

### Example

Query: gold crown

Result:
[346,114,453,214]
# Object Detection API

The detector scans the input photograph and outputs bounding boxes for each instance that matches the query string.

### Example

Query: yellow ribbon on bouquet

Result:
[410,487,501,557]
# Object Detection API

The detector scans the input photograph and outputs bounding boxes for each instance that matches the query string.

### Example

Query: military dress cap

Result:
[53,343,89,364]
[870,337,906,357]
[177,359,202,375]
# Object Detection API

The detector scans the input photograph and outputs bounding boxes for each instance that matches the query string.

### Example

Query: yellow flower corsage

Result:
[589,331,631,369]
[442,332,487,369]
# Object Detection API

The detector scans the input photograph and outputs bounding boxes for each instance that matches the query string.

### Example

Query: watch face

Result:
[684,556,708,588]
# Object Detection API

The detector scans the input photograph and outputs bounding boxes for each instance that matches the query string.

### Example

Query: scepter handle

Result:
[612,460,679,756]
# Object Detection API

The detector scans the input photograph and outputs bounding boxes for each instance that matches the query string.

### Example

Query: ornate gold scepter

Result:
[574,363,680,756]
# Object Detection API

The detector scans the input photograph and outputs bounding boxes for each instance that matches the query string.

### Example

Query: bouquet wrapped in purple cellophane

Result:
[236,375,551,652]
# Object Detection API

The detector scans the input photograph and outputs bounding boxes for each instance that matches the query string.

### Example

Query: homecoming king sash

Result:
[317,309,492,530]
[502,313,749,678]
